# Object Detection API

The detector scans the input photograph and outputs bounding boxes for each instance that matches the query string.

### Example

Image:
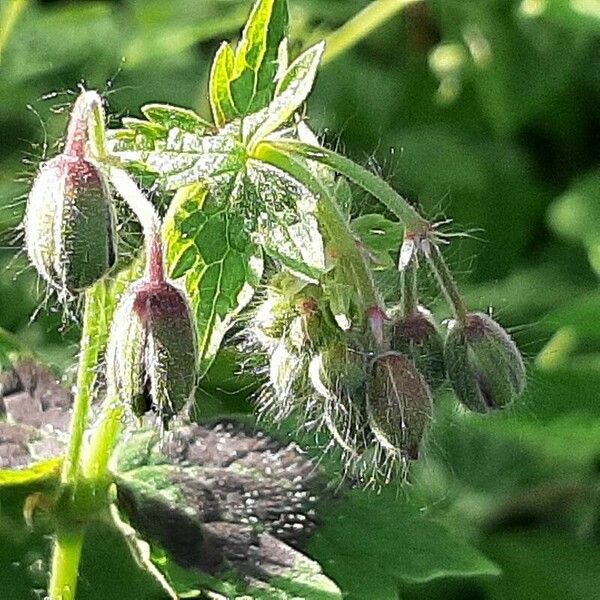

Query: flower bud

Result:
[24,92,116,293]
[106,278,197,427]
[444,312,526,412]
[367,351,433,460]
[391,308,445,390]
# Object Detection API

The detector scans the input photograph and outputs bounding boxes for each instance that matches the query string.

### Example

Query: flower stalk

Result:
[254,141,383,323]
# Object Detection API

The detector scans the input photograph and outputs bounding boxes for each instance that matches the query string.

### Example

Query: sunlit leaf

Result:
[164,185,263,376]
[245,42,325,147]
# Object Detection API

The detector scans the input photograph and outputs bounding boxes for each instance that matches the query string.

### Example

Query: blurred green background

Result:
[1,0,599,598]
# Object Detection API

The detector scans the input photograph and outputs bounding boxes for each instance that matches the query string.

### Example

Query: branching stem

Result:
[254,141,381,316]
[267,140,430,234]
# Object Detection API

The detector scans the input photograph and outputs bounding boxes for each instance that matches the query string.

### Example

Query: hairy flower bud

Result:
[24,91,116,293]
[444,312,526,412]
[391,308,445,390]
[24,154,116,293]
[367,351,433,460]
[107,278,197,427]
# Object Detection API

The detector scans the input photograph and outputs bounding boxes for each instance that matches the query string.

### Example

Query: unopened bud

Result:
[24,91,116,293]
[391,308,445,390]
[367,351,433,460]
[444,312,526,412]
[107,278,197,427]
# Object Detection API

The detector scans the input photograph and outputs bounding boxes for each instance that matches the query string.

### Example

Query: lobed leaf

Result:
[245,41,325,148]
[208,0,289,125]
[164,185,263,376]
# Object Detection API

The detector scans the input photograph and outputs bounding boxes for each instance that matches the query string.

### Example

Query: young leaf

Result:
[141,103,212,133]
[208,0,289,125]
[231,0,289,115]
[209,42,238,126]
[164,185,263,376]
[245,41,325,149]
[351,213,404,268]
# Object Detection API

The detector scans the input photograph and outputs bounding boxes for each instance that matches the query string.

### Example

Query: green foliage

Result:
[164,185,264,375]
[310,488,499,599]
[1,0,600,598]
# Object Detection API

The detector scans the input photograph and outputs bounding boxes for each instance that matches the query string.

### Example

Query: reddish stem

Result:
[147,231,165,283]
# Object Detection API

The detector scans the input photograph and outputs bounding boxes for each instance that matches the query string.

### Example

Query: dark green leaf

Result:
[309,487,500,599]
[114,422,341,599]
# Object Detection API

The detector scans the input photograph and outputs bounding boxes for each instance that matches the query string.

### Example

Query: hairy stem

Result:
[109,168,163,280]
[81,392,123,482]
[254,141,381,314]
[423,242,468,324]
[50,283,107,600]
[268,139,429,234]
[323,0,420,65]
[61,285,104,485]
[401,256,419,317]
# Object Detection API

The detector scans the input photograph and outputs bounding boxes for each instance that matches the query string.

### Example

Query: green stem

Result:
[268,140,429,234]
[401,256,419,317]
[424,242,468,324]
[323,0,420,65]
[254,142,381,312]
[61,285,104,485]
[50,283,106,600]
[81,394,123,482]
[48,527,85,600]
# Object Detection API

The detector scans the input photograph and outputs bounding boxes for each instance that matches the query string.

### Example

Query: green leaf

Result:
[244,159,327,281]
[246,42,325,148]
[141,103,212,133]
[208,0,289,124]
[351,213,404,268]
[113,422,341,599]
[0,457,61,488]
[482,530,600,600]
[164,185,263,376]
[209,41,238,126]
[309,487,500,599]
[232,0,288,115]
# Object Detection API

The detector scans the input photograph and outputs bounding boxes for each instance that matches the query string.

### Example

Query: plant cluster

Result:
[5,0,529,598]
